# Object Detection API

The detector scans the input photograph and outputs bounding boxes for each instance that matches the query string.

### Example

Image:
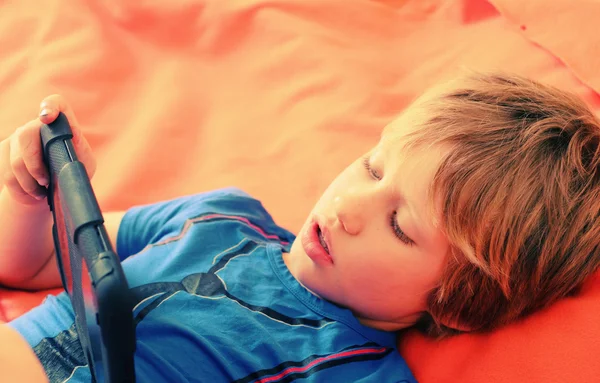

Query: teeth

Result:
[317,226,330,254]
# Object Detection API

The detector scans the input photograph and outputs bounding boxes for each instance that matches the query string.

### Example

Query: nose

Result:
[333,188,366,236]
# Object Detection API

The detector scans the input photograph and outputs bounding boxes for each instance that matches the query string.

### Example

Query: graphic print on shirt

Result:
[129,215,334,329]
[31,323,87,383]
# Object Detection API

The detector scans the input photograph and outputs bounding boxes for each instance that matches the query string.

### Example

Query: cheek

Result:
[340,249,441,297]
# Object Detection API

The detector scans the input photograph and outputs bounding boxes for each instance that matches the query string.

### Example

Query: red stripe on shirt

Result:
[254,347,388,383]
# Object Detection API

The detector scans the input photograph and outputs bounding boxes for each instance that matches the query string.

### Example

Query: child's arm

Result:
[0,189,58,290]
[0,95,98,290]
[0,188,124,291]
[0,324,48,382]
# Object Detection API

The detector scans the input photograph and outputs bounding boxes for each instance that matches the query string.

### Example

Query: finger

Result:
[38,94,96,178]
[70,123,97,178]
[38,94,80,128]
[9,130,46,200]
[1,137,33,205]
[17,119,49,187]
[0,138,11,188]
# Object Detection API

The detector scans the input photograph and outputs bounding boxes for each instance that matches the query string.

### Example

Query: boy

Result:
[1,72,599,381]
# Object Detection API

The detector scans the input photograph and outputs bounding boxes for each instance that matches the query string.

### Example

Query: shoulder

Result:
[152,187,293,240]
[128,187,269,222]
[172,188,294,248]
[119,187,295,257]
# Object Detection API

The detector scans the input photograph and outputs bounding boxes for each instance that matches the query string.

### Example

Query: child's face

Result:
[284,105,450,331]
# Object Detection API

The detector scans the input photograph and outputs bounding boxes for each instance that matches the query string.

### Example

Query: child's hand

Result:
[0,95,96,206]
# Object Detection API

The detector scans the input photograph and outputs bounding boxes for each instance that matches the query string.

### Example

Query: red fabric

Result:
[0,288,61,323]
[0,0,598,381]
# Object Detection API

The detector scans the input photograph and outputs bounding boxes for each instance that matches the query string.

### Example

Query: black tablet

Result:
[41,113,136,383]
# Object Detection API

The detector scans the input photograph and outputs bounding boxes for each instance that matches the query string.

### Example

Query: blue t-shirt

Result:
[9,188,417,382]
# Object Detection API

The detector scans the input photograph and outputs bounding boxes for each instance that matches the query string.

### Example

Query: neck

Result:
[356,316,416,332]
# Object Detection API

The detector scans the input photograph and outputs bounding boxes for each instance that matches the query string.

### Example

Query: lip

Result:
[300,216,334,266]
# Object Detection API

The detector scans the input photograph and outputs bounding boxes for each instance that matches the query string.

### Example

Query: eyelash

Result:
[391,211,413,246]
[362,157,381,180]
[362,156,414,246]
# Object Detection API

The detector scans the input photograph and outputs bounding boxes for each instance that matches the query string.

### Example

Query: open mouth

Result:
[316,225,330,254]
[300,218,334,266]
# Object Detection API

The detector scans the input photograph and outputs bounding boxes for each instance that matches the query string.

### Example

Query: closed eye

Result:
[363,156,414,246]
[362,156,381,180]
[391,211,414,246]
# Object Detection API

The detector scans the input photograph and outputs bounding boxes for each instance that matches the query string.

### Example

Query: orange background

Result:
[0,0,599,381]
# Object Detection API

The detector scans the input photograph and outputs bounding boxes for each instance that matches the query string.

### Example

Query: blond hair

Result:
[409,73,600,336]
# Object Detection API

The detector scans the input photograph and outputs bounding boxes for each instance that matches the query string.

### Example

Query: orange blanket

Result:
[0,0,598,381]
